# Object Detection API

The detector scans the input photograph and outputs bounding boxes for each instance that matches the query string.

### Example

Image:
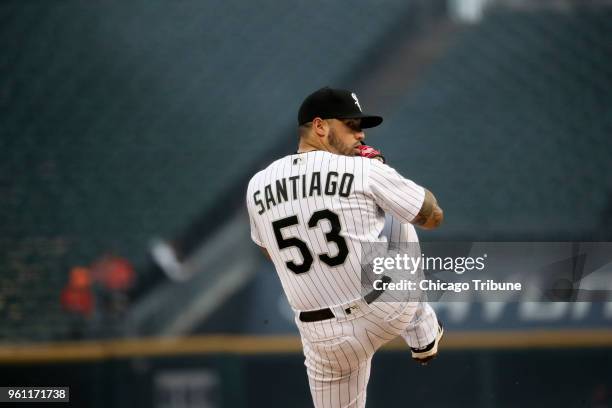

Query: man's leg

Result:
[299,304,408,408]
[302,335,373,408]
[399,302,443,363]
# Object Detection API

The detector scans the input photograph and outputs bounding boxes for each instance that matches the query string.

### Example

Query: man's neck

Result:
[297,140,322,154]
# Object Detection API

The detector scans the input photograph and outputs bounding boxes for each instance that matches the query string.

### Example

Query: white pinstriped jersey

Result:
[246,150,425,311]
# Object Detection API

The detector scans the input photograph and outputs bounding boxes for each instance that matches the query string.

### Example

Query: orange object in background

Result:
[60,266,94,316]
[90,256,135,291]
[69,266,91,288]
[59,256,134,317]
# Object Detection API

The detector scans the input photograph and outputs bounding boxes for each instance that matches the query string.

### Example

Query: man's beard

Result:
[329,129,356,156]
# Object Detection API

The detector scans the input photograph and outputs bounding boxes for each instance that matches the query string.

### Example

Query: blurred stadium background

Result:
[1,0,612,406]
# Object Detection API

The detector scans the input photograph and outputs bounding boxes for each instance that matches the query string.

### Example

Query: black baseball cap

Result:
[298,87,383,129]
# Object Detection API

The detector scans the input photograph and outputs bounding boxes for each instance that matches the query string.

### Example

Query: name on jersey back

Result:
[253,171,355,215]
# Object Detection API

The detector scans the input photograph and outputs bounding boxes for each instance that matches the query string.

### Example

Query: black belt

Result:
[299,276,392,322]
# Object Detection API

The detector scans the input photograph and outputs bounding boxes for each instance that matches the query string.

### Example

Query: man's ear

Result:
[312,117,328,137]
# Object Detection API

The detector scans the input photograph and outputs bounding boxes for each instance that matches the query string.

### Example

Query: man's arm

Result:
[358,145,444,230]
[412,189,444,230]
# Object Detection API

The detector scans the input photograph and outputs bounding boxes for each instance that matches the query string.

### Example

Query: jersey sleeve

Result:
[249,213,264,247]
[367,160,426,224]
[246,178,265,247]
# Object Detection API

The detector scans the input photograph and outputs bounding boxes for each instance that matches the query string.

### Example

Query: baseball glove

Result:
[356,143,386,163]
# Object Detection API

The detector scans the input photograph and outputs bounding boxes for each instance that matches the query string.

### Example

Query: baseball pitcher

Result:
[246,87,444,408]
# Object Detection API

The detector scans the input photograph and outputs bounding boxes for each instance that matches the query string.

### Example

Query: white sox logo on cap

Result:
[297,86,382,128]
[351,92,362,112]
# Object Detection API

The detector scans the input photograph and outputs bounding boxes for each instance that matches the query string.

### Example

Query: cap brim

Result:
[337,114,383,129]
[359,115,383,129]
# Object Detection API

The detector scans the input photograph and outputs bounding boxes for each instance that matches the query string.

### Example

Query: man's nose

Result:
[355,131,365,141]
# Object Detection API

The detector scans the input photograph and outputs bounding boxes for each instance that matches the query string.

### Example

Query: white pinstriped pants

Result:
[296,300,438,408]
